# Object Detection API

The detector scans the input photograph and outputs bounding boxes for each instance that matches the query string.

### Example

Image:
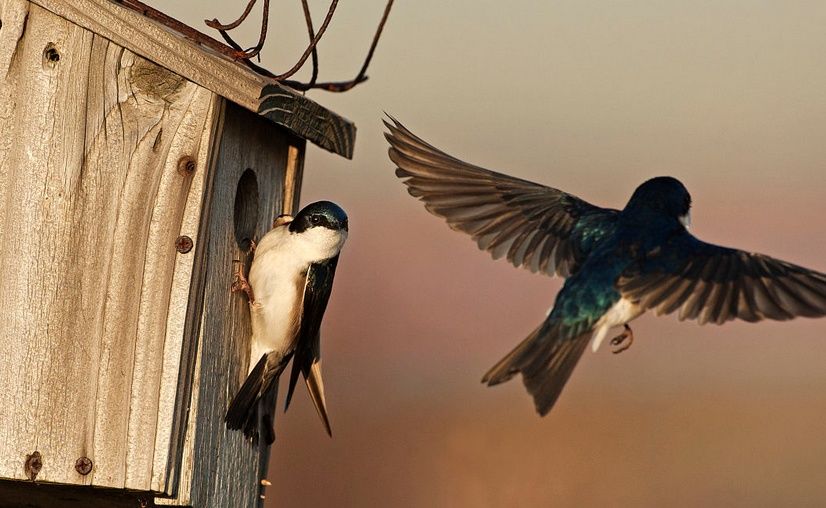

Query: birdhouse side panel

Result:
[0,1,216,493]
[156,102,306,507]
[149,96,222,495]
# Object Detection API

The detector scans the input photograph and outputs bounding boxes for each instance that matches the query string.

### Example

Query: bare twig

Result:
[205,0,258,31]
[314,0,394,92]
[207,0,270,60]
[282,0,394,92]
[300,0,320,88]
[211,2,319,84]
[273,0,339,81]
[130,0,394,92]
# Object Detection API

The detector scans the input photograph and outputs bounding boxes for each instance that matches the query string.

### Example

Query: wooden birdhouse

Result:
[0,0,354,506]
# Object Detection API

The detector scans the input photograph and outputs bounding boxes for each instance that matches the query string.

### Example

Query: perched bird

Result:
[226,201,348,443]
[384,117,826,416]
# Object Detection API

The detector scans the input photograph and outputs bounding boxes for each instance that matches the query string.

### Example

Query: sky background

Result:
[162,2,826,506]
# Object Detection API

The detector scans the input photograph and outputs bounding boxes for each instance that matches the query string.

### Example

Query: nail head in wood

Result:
[43,44,60,67]
[75,456,93,475]
[176,235,193,254]
[177,155,197,176]
[24,451,42,481]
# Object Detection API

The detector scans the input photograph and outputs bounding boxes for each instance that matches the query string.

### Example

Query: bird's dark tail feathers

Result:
[226,353,290,445]
[482,322,590,416]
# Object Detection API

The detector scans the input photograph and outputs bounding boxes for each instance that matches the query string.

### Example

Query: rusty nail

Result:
[177,155,196,176]
[176,235,193,254]
[75,456,93,475]
[25,451,42,481]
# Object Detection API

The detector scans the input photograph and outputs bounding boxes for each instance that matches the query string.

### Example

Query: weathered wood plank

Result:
[151,94,223,495]
[29,0,356,159]
[158,101,308,507]
[156,98,228,504]
[189,101,292,507]
[0,2,214,492]
[0,0,33,483]
[160,102,296,507]
[258,85,355,160]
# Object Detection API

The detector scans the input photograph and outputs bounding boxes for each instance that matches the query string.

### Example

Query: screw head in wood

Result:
[177,155,197,176]
[176,235,193,254]
[43,44,60,67]
[25,451,42,481]
[75,456,93,475]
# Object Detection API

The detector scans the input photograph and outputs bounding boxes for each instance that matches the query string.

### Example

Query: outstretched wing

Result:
[384,117,618,278]
[284,255,340,436]
[618,230,826,325]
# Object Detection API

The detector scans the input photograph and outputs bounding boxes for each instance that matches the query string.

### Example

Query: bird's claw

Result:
[610,324,634,354]
[231,263,255,303]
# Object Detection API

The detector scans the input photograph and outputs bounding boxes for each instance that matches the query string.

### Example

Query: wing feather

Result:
[619,231,826,324]
[385,117,618,277]
[284,255,340,436]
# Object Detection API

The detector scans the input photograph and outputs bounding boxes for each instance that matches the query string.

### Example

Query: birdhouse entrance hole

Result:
[234,169,260,252]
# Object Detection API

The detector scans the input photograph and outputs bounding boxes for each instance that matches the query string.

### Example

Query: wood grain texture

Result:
[259,85,354,159]
[282,139,307,215]
[157,99,227,504]
[158,102,304,507]
[149,93,222,495]
[0,1,214,493]
[30,0,356,159]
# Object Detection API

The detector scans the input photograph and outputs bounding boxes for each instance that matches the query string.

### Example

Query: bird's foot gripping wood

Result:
[231,261,256,304]
[610,324,634,354]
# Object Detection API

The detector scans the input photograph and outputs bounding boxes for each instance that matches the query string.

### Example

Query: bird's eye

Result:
[310,215,321,225]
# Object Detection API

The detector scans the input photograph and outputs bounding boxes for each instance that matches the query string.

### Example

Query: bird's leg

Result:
[610,324,634,354]
[231,260,256,304]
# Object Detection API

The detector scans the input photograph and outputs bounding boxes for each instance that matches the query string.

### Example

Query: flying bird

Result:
[226,200,348,443]
[384,117,826,416]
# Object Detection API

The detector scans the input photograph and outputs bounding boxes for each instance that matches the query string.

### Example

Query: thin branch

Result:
[208,0,270,60]
[300,0,320,88]
[201,0,394,92]
[283,0,394,92]
[239,0,269,60]
[205,0,258,31]
[273,0,339,81]
[326,0,394,92]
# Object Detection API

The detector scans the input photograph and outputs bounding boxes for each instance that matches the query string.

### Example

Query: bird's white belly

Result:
[247,249,305,373]
[590,297,644,352]
[243,222,346,373]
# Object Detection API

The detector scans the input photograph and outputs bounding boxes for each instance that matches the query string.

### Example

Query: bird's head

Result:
[289,200,349,234]
[624,176,692,228]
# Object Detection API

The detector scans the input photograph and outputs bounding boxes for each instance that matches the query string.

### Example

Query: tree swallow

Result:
[384,117,826,416]
[226,200,348,443]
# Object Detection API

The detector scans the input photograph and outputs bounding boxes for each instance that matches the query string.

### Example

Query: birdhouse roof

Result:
[34,0,356,158]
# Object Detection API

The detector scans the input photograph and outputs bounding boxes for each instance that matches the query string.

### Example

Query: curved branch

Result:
[300,0,320,88]
[205,0,258,31]
[273,0,339,81]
